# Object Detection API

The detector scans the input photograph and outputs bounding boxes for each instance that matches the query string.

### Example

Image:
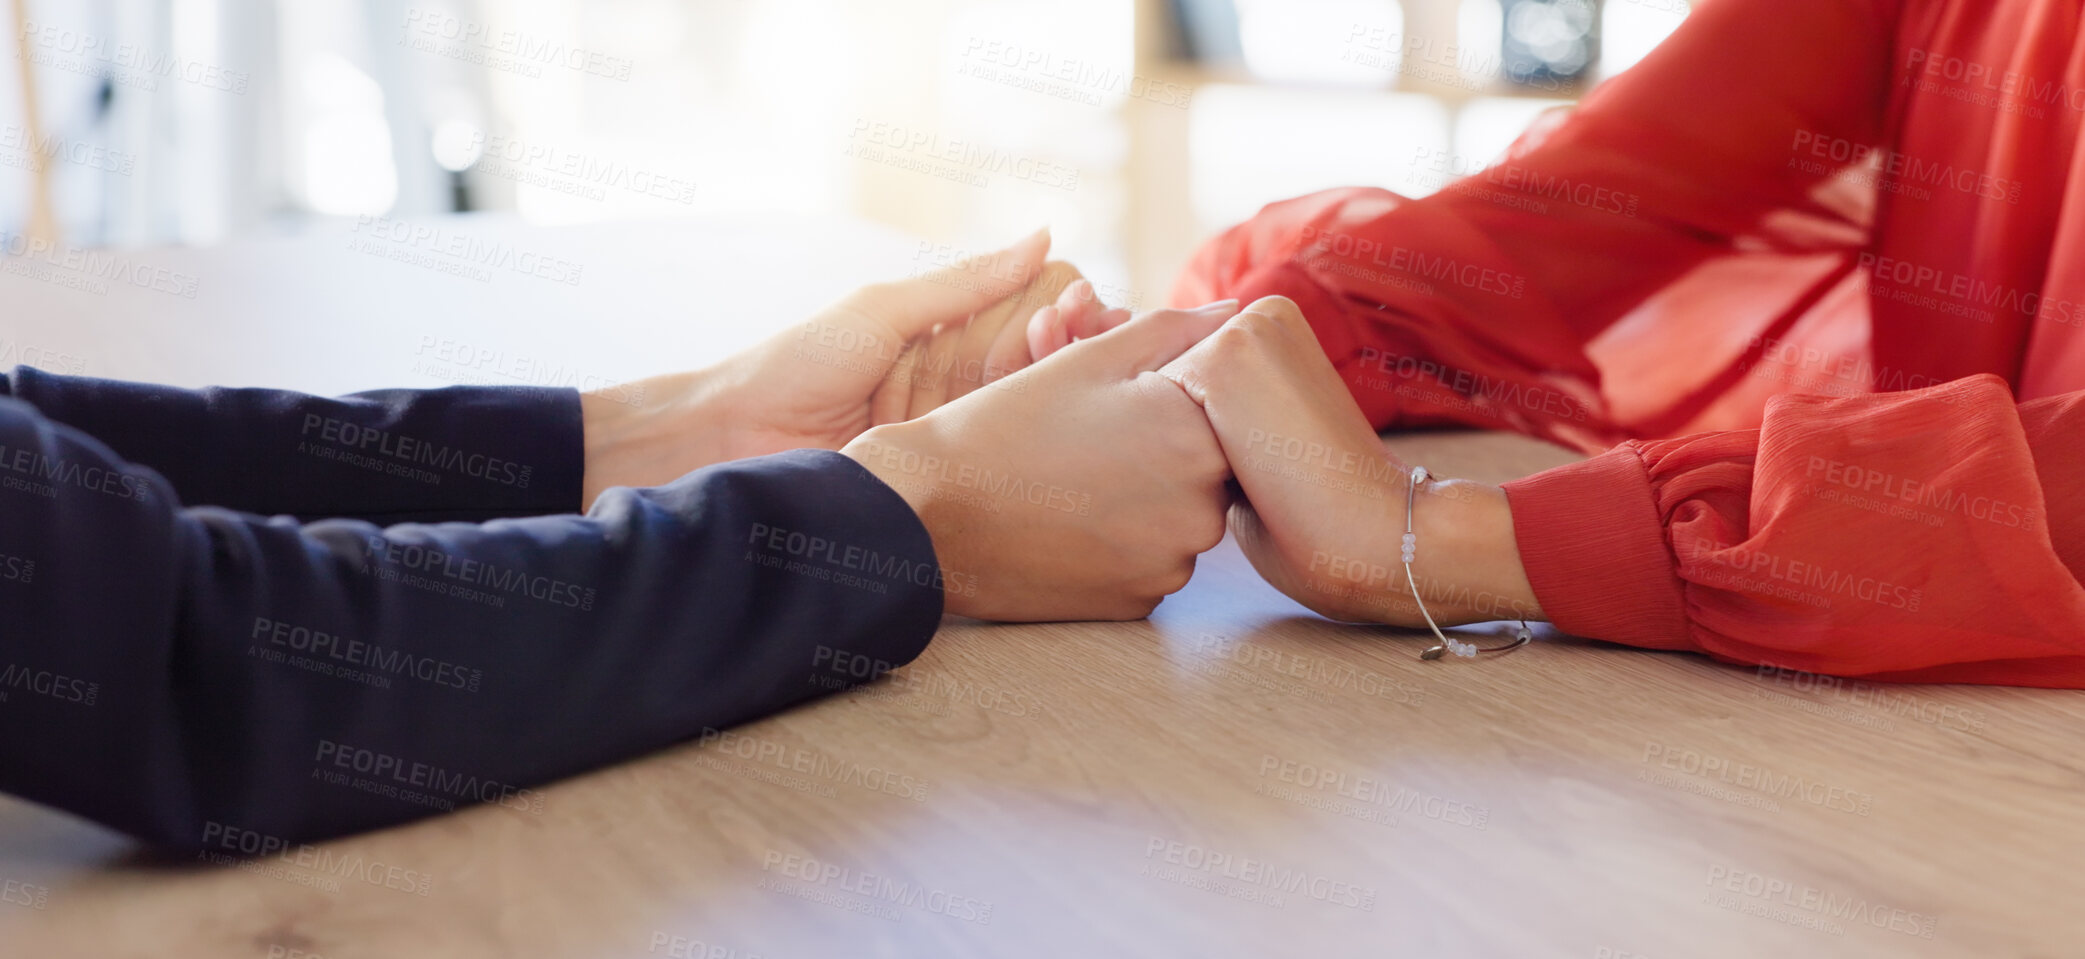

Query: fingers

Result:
[866,247,1069,423]
[1026,305,1072,362]
[871,338,928,425]
[948,261,1081,399]
[1060,298,1241,376]
[1058,279,1134,339]
[1026,279,1131,361]
[867,374,905,427]
[905,321,962,416]
[902,259,1081,418]
[1158,296,1391,534]
[981,303,1037,386]
[842,227,1051,343]
[1159,296,1326,406]
[1069,303,1135,340]
[1025,279,1091,359]
[1025,281,1073,359]
[942,297,1012,402]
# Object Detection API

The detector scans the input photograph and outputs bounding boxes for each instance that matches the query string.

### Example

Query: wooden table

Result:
[2,220,2078,958]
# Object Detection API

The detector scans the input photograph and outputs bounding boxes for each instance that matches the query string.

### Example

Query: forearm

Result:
[4,366,583,522]
[1,395,943,848]
[1414,478,1545,626]
[1498,375,2085,686]
[1176,0,1899,452]
[1283,473,1544,629]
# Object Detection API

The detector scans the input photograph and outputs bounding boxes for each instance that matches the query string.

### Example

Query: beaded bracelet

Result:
[1403,465,1533,661]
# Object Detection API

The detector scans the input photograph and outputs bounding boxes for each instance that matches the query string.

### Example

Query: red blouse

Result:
[1175,0,2085,686]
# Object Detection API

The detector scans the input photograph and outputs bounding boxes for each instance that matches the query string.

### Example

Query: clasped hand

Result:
[583,232,1538,627]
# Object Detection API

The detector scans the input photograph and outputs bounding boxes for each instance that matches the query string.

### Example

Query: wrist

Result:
[578,369,728,511]
[840,421,932,512]
[1405,477,1543,625]
[578,389,631,511]
[840,422,975,617]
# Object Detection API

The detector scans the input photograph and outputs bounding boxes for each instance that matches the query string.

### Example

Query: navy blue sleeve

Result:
[0,366,582,523]
[0,394,945,850]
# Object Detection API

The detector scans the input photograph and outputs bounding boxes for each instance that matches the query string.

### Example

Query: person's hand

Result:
[841,300,1242,621]
[1020,278,1133,364]
[866,267,1133,423]
[1157,296,1543,627]
[579,230,1064,509]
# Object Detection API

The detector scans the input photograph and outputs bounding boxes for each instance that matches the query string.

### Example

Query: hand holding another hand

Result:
[843,300,1241,622]
[867,264,1133,423]
[581,230,1111,509]
[1158,296,1543,629]
[575,233,1527,630]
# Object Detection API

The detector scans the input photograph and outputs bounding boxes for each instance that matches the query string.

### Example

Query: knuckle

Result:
[1244,295,1302,324]
[1233,312,1286,342]
[1206,320,1260,359]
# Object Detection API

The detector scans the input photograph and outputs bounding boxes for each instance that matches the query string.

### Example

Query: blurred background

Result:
[1,0,1692,310]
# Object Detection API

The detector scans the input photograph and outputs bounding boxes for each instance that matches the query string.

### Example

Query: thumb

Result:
[1155,296,1395,543]
[1156,296,1313,410]
[839,228,1050,344]
[1058,299,1240,376]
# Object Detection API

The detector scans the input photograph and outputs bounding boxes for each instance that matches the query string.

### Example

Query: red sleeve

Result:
[1502,374,2085,687]
[1175,0,1899,451]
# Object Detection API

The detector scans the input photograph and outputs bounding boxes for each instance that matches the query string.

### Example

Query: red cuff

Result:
[1501,446,1692,650]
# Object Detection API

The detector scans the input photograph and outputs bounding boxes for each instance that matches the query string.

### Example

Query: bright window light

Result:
[1453,95,1574,172]
[1458,0,1505,84]
[1599,0,1691,80]
[298,54,397,216]
[1237,0,1406,87]
[430,119,484,173]
[1189,84,1448,229]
